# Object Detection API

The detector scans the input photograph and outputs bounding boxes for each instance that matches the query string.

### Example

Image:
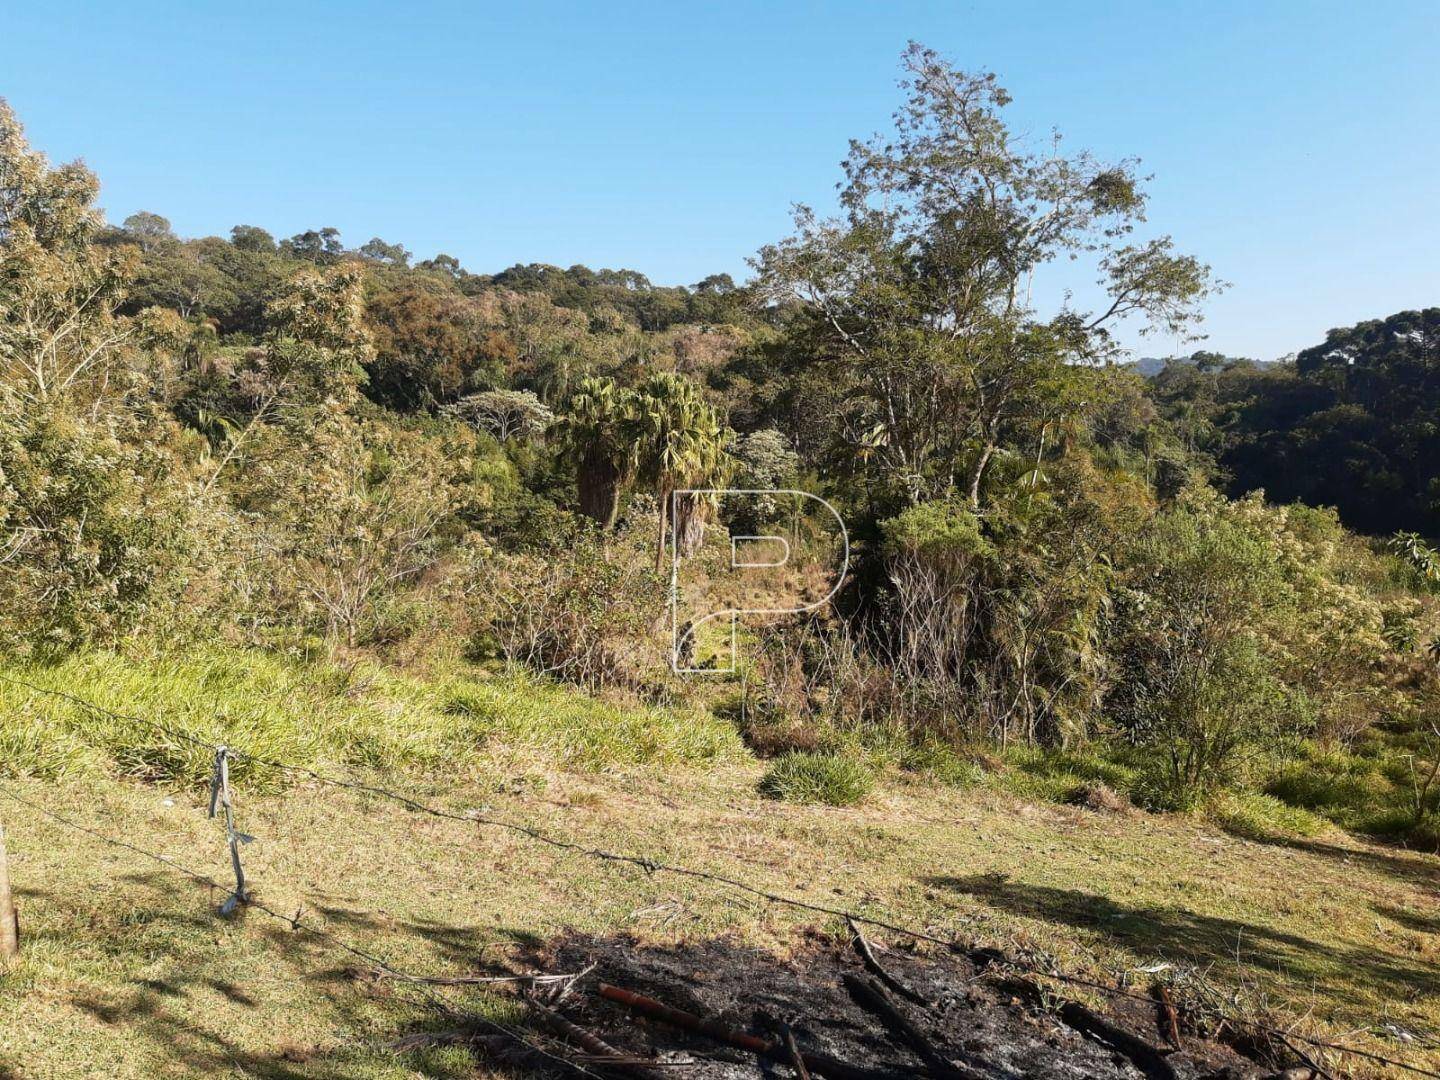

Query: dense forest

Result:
[3,43,1439,847]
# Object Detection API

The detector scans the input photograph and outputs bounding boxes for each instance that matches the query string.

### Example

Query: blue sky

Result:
[5,0,1437,358]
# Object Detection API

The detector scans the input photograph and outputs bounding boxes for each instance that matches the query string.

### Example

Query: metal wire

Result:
[3,676,1436,1078]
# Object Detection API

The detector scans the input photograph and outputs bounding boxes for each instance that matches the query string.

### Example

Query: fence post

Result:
[0,818,19,963]
[208,747,251,915]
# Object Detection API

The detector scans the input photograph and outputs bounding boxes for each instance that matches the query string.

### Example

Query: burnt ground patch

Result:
[443,931,1305,1079]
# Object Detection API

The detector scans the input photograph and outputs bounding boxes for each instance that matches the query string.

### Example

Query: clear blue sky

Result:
[6,0,1437,359]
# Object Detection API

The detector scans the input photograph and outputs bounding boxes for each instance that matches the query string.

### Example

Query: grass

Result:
[0,647,744,789]
[758,751,874,805]
[994,745,1143,805]
[1206,790,1330,841]
[1,648,1438,1077]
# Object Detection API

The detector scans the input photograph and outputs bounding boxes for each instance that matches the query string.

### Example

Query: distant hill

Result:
[1130,352,1273,378]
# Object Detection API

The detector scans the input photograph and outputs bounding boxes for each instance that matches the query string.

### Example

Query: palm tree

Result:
[559,376,636,529]
[632,373,730,566]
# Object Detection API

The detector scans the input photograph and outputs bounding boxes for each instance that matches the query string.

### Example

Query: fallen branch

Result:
[781,1021,813,1080]
[377,969,587,987]
[1057,1000,1178,1080]
[756,1011,812,1080]
[599,982,907,1080]
[842,973,985,1080]
[847,917,930,1008]
[528,999,674,1080]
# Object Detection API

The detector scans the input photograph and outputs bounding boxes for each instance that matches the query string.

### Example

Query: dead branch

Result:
[528,999,673,1080]
[847,917,930,1009]
[1056,1000,1178,1080]
[842,973,984,1080]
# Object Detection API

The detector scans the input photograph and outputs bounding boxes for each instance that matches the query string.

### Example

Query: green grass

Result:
[1207,790,1330,841]
[1263,740,1440,847]
[3,648,1440,1077]
[0,647,745,791]
[758,751,874,805]
[898,740,986,788]
[442,680,740,772]
[994,745,1143,804]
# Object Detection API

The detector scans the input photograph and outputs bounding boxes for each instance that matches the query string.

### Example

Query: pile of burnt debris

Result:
[401,927,1329,1080]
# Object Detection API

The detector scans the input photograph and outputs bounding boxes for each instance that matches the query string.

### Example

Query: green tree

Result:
[0,99,137,405]
[201,263,374,490]
[559,376,636,529]
[631,372,730,564]
[755,43,1218,511]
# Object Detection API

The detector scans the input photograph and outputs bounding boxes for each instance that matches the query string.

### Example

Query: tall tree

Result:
[0,99,137,404]
[755,43,1218,511]
[631,372,730,564]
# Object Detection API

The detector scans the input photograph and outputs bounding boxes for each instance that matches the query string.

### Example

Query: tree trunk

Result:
[655,488,671,570]
[675,493,708,557]
[578,453,622,528]
[969,440,997,508]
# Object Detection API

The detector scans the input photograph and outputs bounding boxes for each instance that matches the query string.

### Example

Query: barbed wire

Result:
[2,674,1437,1078]
[0,779,602,1078]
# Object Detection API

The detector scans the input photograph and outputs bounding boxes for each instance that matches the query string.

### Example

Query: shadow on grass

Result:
[72,986,451,1080]
[1373,902,1440,936]
[19,878,510,1078]
[930,873,1440,1007]
[70,950,491,1080]
[1211,829,1440,890]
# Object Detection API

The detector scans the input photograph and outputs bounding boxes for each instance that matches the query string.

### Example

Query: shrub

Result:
[0,403,197,654]
[759,752,873,806]
[232,410,464,649]
[1107,491,1329,802]
[470,514,667,691]
[1209,791,1328,841]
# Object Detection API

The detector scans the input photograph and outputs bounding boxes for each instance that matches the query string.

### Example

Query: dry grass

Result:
[0,652,1438,1077]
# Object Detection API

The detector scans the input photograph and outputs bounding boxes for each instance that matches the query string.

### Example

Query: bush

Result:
[1106,491,1334,802]
[0,403,197,654]
[1209,791,1329,841]
[759,752,873,806]
[470,514,667,691]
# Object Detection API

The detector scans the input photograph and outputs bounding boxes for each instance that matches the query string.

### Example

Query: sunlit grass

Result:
[0,647,745,792]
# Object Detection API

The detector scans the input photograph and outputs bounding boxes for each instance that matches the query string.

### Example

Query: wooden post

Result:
[0,819,19,963]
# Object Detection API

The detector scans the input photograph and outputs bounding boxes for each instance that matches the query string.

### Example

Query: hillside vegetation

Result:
[2,42,1439,1078]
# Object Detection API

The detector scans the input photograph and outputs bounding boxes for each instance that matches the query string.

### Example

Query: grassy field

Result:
[1,649,1438,1078]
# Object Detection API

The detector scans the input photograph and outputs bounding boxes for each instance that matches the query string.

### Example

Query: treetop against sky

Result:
[5,0,1437,359]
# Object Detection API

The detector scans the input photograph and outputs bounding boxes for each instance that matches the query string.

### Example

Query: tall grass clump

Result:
[441,671,743,772]
[759,751,873,806]
[1208,791,1329,841]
